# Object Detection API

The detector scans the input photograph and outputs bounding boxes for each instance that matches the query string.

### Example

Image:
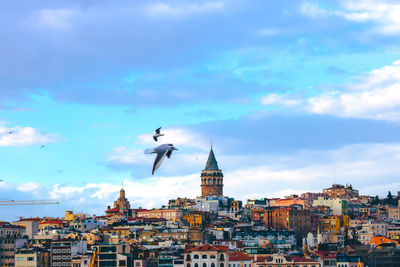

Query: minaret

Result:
[201,142,223,197]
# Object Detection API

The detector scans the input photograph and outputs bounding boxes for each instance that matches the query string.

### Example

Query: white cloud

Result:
[339,0,400,34]
[260,94,301,107]
[146,2,224,16]
[17,182,41,192]
[302,0,400,35]
[257,28,280,36]
[107,146,152,165]
[307,60,400,121]
[33,8,78,30]
[0,123,59,146]
[301,2,329,17]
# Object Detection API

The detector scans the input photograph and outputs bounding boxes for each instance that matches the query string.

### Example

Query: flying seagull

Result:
[153,127,164,142]
[40,145,45,148]
[145,144,178,175]
[8,131,15,134]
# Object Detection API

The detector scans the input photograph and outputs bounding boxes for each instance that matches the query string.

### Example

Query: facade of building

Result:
[106,188,131,217]
[319,216,350,234]
[201,145,223,197]
[263,207,319,233]
[255,254,320,267]
[0,223,26,267]
[51,240,87,267]
[184,245,228,267]
[137,209,183,222]
[323,184,359,199]
[312,197,348,216]
[15,248,50,267]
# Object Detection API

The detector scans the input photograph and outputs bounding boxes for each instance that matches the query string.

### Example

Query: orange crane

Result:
[90,248,98,267]
[0,199,59,206]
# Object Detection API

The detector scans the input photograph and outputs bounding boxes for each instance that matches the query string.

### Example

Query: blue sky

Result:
[2,0,400,220]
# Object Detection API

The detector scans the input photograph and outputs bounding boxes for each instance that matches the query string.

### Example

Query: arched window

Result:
[220,264,224,267]
[203,263,207,267]
[210,255,216,259]
[202,255,207,259]
[211,264,215,267]
[208,178,211,184]
[219,254,225,261]
[187,264,190,267]
[213,178,216,184]
[186,255,191,261]
[194,255,199,260]
[195,264,198,267]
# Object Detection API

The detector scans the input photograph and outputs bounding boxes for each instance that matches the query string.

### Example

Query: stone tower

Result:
[201,143,223,197]
[113,187,131,214]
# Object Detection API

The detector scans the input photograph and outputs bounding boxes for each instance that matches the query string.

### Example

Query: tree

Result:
[387,191,394,205]
[344,227,350,246]
[371,195,380,206]
[350,228,361,245]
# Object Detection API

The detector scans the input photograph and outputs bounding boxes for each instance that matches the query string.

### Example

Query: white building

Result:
[184,244,228,267]
[312,197,347,215]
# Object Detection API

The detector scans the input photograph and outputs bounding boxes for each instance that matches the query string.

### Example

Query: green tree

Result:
[387,191,394,205]
[350,228,361,245]
[371,195,380,205]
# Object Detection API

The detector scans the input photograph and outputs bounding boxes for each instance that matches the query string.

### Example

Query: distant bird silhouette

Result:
[145,144,178,175]
[8,131,15,134]
[40,145,45,148]
[153,127,164,142]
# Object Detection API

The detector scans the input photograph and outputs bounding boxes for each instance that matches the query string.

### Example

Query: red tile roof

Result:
[39,220,64,224]
[185,244,228,253]
[229,252,253,261]
[106,208,120,212]
[18,218,41,222]
[288,256,319,263]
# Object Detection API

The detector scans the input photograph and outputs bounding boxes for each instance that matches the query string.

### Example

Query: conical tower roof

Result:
[204,144,219,171]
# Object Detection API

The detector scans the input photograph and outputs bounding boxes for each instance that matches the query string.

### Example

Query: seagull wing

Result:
[155,127,161,134]
[153,136,158,142]
[152,150,167,175]
[166,149,173,158]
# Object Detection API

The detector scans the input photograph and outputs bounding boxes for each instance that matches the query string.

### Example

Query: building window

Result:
[186,255,191,261]
[219,254,225,261]
[203,263,207,267]
[194,255,199,260]
[195,264,199,267]
[187,264,191,267]
[220,264,224,267]
[211,264,215,267]
[202,255,207,259]
[27,257,34,261]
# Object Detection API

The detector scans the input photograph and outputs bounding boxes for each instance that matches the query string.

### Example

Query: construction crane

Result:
[0,199,59,206]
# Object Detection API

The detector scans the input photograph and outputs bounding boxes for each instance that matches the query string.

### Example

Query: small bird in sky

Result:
[153,127,164,142]
[8,131,15,134]
[40,145,45,148]
[145,144,178,175]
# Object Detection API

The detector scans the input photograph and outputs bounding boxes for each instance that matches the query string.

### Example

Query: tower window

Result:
[213,178,216,184]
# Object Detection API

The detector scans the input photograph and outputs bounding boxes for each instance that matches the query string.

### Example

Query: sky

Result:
[1,0,400,220]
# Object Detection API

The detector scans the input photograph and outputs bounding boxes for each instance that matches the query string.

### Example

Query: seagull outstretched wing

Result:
[152,150,168,175]
[166,150,173,158]
[155,127,161,134]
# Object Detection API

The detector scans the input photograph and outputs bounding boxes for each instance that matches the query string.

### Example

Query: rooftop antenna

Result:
[211,140,213,149]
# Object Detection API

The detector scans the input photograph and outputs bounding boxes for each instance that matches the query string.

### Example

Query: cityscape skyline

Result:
[1,0,400,222]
